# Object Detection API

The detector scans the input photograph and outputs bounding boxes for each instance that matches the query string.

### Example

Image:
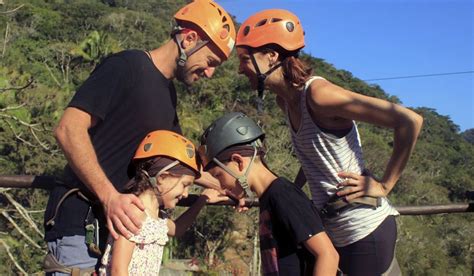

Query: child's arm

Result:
[110,235,135,275]
[167,189,228,237]
[303,232,339,276]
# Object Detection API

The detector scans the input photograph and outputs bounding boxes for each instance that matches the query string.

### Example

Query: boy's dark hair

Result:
[206,143,268,171]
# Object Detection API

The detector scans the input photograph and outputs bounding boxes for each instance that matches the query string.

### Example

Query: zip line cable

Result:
[364,71,474,81]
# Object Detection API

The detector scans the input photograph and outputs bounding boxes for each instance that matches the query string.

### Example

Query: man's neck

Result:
[148,40,179,80]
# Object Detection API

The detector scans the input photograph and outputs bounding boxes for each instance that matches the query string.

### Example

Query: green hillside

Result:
[0,1,472,275]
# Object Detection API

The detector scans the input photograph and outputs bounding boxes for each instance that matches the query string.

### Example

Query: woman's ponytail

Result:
[281,55,313,90]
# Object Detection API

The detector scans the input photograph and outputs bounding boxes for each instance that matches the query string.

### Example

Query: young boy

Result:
[198,112,339,276]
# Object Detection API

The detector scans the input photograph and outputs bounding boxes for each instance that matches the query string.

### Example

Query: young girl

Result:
[235,9,422,275]
[199,112,339,276]
[99,130,227,275]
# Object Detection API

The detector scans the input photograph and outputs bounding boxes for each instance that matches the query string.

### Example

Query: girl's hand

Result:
[336,171,388,200]
[201,188,229,204]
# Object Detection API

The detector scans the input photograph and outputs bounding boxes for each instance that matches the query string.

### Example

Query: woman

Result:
[235,9,423,276]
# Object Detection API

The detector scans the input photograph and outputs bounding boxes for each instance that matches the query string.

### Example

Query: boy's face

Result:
[208,163,245,200]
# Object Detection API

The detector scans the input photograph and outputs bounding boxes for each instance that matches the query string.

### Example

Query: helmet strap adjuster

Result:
[172,25,210,68]
[212,144,259,201]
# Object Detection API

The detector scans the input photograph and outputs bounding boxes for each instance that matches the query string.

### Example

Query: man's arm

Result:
[54,107,144,239]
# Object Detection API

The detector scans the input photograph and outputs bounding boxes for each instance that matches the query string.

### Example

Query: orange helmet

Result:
[134,130,200,175]
[174,0,236,60]
[236,9,304,52]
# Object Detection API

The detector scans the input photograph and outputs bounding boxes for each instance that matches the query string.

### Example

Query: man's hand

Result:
[103,191,145,239]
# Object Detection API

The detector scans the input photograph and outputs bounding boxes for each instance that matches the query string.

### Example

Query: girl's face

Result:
[157,174,195,209]
[237,47,270,90]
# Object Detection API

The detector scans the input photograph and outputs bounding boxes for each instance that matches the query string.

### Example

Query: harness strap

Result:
[321,195,381,218]
[45,188,91,227]
[248,48,282,114]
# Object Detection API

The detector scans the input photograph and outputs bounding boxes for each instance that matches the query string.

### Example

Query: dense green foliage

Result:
[462,128,474,145]
[0,1,472,275]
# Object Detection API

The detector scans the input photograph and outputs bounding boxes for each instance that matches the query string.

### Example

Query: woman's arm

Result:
[167,189,229,237]
[304,232,339,276]
[110,235,135,276]
[308,80,423,198]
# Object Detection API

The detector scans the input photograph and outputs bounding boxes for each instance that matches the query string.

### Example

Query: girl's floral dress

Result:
[99,212,168,275]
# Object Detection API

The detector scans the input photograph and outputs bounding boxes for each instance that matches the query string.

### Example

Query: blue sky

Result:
[217,0,474,131]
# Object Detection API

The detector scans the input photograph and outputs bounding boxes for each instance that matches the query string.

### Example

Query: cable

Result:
[363,71,474,81]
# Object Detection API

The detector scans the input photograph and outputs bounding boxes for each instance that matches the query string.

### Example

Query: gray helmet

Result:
[199,112,264,168]
[199,112,264,201]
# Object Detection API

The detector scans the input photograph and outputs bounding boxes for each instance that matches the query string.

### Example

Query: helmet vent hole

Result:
[222,16,227,23]
[255,19,267,27]
[271,18,282,23]
[217,8,222,16]
[223,24,230,32]
[144,143,152,152]
[243,26,250,36]
[286,22,295,32]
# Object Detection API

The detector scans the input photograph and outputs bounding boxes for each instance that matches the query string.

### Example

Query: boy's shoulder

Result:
[269,177,302,192]
[266,177,310,201]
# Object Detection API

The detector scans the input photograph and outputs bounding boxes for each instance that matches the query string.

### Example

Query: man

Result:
[43,1,236,274]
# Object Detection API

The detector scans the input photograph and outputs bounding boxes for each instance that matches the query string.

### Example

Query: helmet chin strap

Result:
[248,49,282,114]
[142,160,183,199]
[172,25,209,68]
[211,141,261,202]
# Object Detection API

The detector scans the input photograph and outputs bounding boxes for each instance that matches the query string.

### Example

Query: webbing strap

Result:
[321,195,381,218]
[248,48,282,114]
[172,25,209,67]
[45,188,90,227]
[211,145,259,201]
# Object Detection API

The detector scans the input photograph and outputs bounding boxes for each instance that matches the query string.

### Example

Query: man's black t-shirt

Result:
[259,177,325,275]
[44,50,181,240]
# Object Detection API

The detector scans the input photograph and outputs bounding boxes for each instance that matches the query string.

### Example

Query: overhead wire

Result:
[363,71,474,81]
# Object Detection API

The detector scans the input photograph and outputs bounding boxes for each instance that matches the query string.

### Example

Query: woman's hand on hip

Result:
[336,171,388,200]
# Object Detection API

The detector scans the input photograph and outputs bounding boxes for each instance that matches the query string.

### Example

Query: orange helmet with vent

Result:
[174,0,236,60]
[236,9,304,52]
[133,130,200,175]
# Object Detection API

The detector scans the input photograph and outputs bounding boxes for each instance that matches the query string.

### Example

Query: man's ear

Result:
[181,31,199,50]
